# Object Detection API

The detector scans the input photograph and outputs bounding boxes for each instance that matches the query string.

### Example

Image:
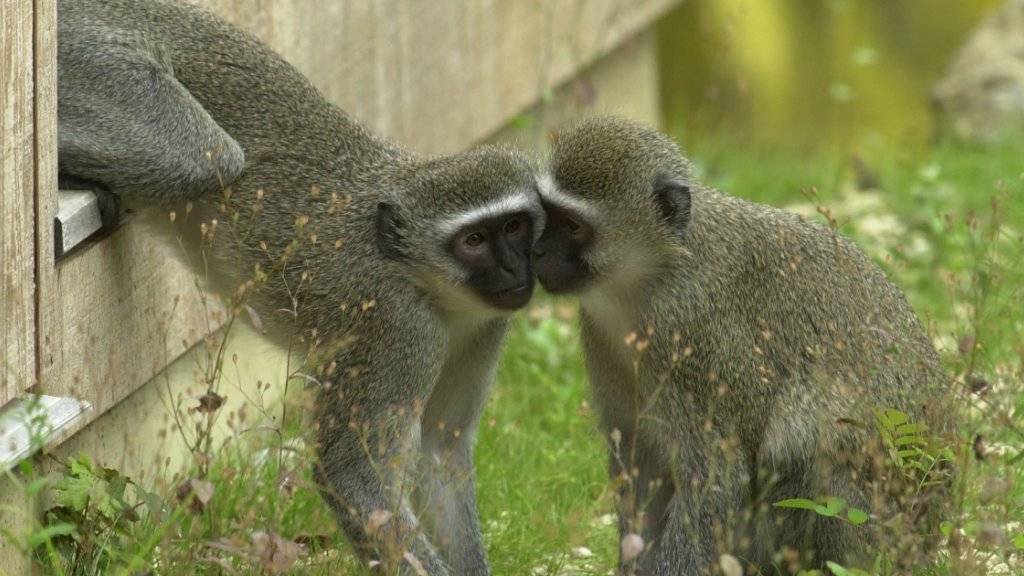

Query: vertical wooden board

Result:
[33,0,60,395]
[34,0,215,415]
[0,0,36,405]
[34,0,218,414]
[34,0,215,413]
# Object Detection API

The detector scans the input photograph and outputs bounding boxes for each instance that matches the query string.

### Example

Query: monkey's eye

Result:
[565,217,581,233]
[464,232,486,247]
[504,217,522,235]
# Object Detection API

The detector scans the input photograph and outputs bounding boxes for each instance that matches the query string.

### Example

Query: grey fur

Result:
[542,117,950,574]
[58,1,541,574]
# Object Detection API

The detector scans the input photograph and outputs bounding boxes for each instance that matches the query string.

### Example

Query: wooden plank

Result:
[489,31,663,155]
[200,0,682,153]
[1,0,36,406]
[34,0,681,429]
[0,395,92,472]
[34,0,217,411]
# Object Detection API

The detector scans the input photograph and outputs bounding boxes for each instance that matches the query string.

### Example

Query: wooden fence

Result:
[0,0,680,449]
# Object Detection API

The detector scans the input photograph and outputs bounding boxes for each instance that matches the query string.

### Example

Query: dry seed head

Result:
[621,533,644,562]
[719,554,743,576]
[610,428,622,446]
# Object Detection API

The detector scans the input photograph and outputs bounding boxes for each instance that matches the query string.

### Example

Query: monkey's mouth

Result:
[533,257,593,295]
[486,283,534,310]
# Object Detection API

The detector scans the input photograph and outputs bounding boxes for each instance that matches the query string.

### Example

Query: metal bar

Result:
[54,189,102,258]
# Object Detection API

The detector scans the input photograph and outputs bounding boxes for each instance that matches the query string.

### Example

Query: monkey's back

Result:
[635,188,949,452]
[59,0,421,340]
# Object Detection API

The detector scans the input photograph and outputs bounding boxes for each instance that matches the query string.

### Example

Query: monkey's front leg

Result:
[612,439,674,576]
[315,312,453,575]
[638,440,751,576]
[416,322,507,576]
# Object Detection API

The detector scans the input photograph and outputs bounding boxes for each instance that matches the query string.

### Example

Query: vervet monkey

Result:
[58,1,543,574]
[534,117,949,574]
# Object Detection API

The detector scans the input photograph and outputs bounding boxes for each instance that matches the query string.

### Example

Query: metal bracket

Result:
[55,189,103,259]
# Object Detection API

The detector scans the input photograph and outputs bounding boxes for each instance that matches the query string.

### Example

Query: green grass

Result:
[8,136,1023,575]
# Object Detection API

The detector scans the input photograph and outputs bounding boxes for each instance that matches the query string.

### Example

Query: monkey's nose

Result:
[531,247,546,258]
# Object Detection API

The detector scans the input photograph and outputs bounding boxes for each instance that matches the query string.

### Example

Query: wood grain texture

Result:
[1,0,36,405]
[33,0,226,416]
[33,0,680,428]
[197,0,681,154]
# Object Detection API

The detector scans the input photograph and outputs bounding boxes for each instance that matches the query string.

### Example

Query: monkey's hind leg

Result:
[639,441,752,575]
[760,458,872,571]
[58,36,245,208]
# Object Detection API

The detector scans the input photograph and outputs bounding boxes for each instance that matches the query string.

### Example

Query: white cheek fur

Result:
[537,172,600,222]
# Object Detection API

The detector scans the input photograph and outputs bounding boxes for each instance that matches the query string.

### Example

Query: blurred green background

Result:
[657,0,1000,149]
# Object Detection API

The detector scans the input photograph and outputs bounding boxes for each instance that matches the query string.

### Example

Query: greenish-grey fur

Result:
[57,1,541,575]
[548,117,950,574]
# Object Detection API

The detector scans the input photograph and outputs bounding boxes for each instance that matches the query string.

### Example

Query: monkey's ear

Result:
[653,175,692,231]
[376,201,407,260]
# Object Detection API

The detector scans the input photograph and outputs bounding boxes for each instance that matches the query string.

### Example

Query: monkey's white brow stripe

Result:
[439,192,538,233]
[537,173,599,219]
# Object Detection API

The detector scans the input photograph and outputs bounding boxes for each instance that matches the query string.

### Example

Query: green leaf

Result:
[26,523,76,548]
[822,497,846,516]
[26,477,50,498]
[774,497,854,520]
[827,562,851,576]
[53,469,98,512]
[846,507,869,525]
[826,561,871,576]
[895,422,927,435]
[882,409,909,427]
[894,435,927,447]
[773,498,821,511]
[1012,533,1024,550]
[940,521,954,537]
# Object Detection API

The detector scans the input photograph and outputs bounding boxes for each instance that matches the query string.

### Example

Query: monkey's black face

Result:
[450,211,536,310]
[532,202,595,294]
